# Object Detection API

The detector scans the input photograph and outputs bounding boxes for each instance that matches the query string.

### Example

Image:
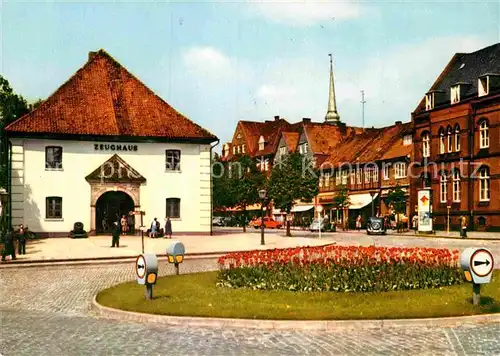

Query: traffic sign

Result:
[316,205,324,213]
[470,249,494,277]
[136,255,146,279]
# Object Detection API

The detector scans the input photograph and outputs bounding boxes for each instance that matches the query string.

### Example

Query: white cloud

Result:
[182,46,236,83]
[247,0,362,26]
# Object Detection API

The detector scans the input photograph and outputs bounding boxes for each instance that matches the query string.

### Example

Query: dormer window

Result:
[425,93,434,110]
[479,76,489,97]
[403,135,412,146]
[451,85,460,104]
[279,146,287,157]
[298,142,308,155]
[258,136,265,151]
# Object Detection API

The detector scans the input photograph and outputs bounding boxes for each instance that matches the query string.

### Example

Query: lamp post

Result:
[369,190,376,217]
[446,199,451,234]
[258,188,267,245]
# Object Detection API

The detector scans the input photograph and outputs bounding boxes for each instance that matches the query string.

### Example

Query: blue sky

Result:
[1,0,499,147]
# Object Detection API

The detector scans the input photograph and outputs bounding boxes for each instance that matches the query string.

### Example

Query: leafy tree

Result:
[229,155,266,232]
[269,152,318,237]
[332,184,350,230]
[212,155,236,212]
[386,184,407,233]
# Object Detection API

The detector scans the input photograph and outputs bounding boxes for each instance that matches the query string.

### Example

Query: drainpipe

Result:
[8,140,12,231]
[210,139,220,236]
[469,105,476,231]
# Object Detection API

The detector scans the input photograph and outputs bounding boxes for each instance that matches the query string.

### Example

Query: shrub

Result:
[217,245,464,293]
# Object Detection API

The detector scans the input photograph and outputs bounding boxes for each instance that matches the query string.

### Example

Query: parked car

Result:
[212,217,225,226]
[366,217,387,235]
[310,218,334,232]
[249,217,282,229]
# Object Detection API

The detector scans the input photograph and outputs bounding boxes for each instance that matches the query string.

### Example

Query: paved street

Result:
[1,258,500,355]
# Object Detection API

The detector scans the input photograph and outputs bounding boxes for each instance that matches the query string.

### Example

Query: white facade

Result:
[10,138,212,235]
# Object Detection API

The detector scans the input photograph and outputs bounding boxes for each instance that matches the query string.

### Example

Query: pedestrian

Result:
[355,215,362,232]
[120,214,128,234]
[412,214,418,235]
[17,224,27,255]
[111,222,121,247]
[102,213,108,233]
[127,212,135,234]
[1,228,16,261]
[150,218,158,238]
[460,215,468,238]
[165,217,172,239]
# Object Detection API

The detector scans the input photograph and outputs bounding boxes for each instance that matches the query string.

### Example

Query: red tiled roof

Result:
[5,50,217,142]
[239,119,292,156]
[304,123,362,155]
[281,131,300,152]
[324,122,411,166]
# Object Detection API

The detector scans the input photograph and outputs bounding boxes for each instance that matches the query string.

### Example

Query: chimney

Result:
[395,120,402,125]
[88,51,98,62]
[302,118,311,124]
[274,115,280,121]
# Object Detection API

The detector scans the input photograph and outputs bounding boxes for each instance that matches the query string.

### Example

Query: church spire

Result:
[325,53,340,124]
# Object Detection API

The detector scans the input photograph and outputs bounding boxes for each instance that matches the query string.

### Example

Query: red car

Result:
[250,217,282,229]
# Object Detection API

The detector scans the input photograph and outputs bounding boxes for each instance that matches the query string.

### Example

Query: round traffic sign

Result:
[316,205,323,213]
[136,255,146,279]
[470,249,494,277]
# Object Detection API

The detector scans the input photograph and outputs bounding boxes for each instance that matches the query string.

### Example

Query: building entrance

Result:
[95,191,135,234]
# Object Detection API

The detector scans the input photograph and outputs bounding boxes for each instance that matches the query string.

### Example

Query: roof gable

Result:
[85,154,146,183]
[5,50,217,142]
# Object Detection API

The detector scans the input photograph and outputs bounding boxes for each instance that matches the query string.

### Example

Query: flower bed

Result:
[217,245,464,293]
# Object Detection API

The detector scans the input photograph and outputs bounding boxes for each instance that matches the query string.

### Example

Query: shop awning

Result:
[349,193,378,210]
[291,205,314,213]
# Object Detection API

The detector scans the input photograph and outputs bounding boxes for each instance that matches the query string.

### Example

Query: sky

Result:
[1,0,499,148]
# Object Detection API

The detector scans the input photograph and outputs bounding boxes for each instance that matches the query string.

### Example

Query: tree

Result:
[269,152,318,237]
[228,155,266,232]
[332,184,350,230]
[386,184,407,233]
[212,155,236,212]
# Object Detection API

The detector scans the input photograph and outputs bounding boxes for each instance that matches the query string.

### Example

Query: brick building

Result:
[411,43,500,231]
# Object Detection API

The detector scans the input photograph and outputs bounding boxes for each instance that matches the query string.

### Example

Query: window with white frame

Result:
[45,146,63,169]
[341,170,348,185]
[232,146,236,155]
[237,145,241,154]
[394,162,406,179]
[166,198,181,218]
[350,170,355,185]
[440,172,448,203]
[325,172,331,187]
[454,125,460,151]
[356,169,361,184]
[299,142,308,154]
[373,167,379,182]
[479,120,489,148]
[439,128,445,154]
[335,171,341,185]
[364,168,370,184]
[425,93,434,110]
[422,173,431,189]
[451,85,460,104]
[165,150,181,171]
[241,144,246,153]
[258,136,265,151]
[319,176,323,188]
[447,126,452,152]
[452,170,461,202]
[279,146,287,157]
[478,77,489,97]
[422,132,430,158]
[403,135,412,146]
[383,164,389,180]
[479,167,490,201]
[46,196,62,219]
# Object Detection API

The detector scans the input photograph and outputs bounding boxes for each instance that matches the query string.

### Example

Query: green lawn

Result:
[96,270,500,320]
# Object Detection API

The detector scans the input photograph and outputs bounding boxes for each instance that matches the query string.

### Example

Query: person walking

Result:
[120,214,128,234]
[355,215,362,232]
[1,228,16,261]
[460,215,468,238]
[412,214,418,235]
[164,217,172,239]
[150,218,158,238]
[111,222,121,247]
[17,224,27,255]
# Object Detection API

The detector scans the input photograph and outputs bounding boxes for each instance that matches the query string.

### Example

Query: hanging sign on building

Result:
[417,189,433,232]
[94,143,138,152]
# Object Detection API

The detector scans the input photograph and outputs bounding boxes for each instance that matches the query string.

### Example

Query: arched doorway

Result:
[95,191,134,234]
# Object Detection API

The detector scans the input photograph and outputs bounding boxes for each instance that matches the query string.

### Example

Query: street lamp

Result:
[258,188,267,245]
[369,190,376,217]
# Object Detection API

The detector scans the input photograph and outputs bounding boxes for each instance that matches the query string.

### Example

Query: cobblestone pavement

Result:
[1,259,500,355]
